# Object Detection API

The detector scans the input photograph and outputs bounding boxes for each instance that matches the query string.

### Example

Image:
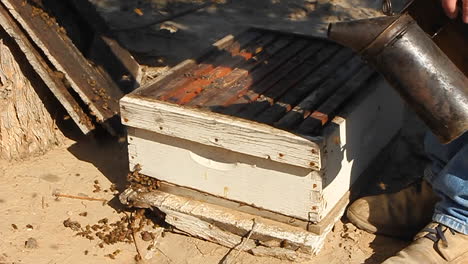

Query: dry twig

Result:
[221,219,258,264]
[53,192,107,202]
[127,212,145,263]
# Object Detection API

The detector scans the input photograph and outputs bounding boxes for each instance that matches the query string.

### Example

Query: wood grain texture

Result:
[163,33,277,105]
[121,96,321,169]
[142,31,262,100]
[187,36,293,107]
[205,39,310,112]
[296,67,376,134]
[0,39,64,160]
[254,45,345,125]
[121,189,344,259]
[235,43,334,120]
[64,0,142,93]
[275,56,364,129]
[220,41,325,116]
[2,0,123,133]
[133,33,237,97]
[156,181,351,235]
[0,3,94,133]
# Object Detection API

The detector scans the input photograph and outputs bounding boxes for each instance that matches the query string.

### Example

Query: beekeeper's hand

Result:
[442,0,468,23]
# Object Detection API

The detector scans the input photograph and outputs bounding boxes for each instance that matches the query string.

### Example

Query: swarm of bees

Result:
[63,208,160,260]
[61,165,162,260]
[127,164,160,191]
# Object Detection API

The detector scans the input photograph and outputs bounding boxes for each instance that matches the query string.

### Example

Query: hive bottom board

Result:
[120,187,350,261]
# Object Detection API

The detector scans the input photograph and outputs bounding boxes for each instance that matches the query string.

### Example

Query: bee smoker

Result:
[328,12,468,144]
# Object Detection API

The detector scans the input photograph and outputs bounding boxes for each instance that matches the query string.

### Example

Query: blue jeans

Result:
[424,131,468,235]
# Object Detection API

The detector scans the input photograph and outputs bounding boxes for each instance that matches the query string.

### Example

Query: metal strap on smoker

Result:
[360,14,415,58]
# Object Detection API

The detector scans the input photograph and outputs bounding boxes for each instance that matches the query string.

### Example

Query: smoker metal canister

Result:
[328,14,468,143]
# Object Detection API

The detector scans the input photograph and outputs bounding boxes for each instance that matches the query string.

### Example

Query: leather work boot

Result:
[383,222,468,263]
[347,180,439,239]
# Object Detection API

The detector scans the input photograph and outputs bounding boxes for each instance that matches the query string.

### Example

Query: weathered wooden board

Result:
[120,188,348,260]
[1,0,123,134]
[150,181,350,235]
[0,3,94,133]
[101,0,409,66]
[161,33,277,104]
[255,46,352,125]
[137,30,263,99]
[121,97,321,170]
[296,67,376,134]
[221,41,327,117]
[202,39,310,111]
[187,36,294,107]
[69,0,142,93]
[275,56,364,129]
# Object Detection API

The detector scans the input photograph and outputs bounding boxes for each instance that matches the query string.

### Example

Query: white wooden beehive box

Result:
[120,29,404,224]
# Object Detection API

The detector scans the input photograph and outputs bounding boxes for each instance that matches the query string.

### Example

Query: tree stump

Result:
[0,38,64,160]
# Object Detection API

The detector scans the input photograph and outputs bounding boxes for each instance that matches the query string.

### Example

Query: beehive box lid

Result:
[121,29,375,170]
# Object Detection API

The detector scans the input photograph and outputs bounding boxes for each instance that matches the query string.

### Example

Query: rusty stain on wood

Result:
[128,30,372,138]
[158,31,266,103]
[205,40,309,113]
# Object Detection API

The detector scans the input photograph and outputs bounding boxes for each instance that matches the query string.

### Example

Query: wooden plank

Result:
[71,0,143,93]
[121,96,321,169]
[121,189,339,260]
[161,33,277,105]
[219,40,323,116]
[255,47,353,125]
[136,30,262,99]
[203,39,310,112]
[187,36,293,107]
[156,181,350,235]
[131,33,239,101]
[2,0,123,133]
[296,67,376,135]
[236,43,339,120]
[275,56,364,129]
[0,3,94,134]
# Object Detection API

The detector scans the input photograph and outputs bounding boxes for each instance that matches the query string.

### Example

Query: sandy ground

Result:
[0,109,426,264]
